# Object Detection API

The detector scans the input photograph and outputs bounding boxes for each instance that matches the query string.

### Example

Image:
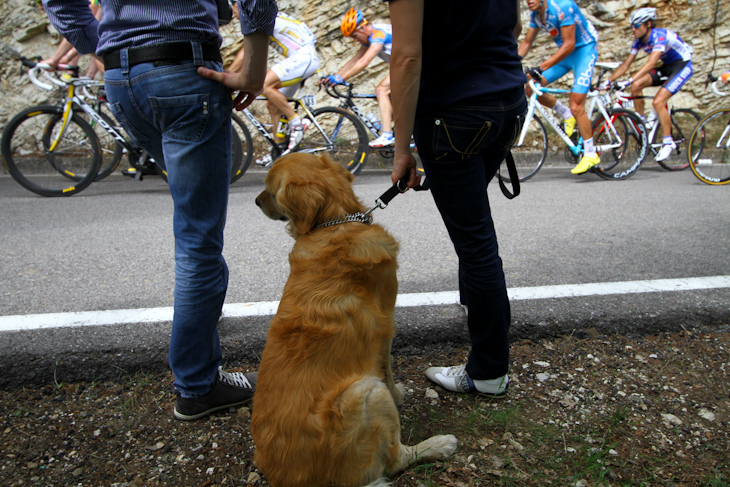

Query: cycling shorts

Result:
[649,60,693,95]
[543,42,598,95]
[271,46,319,97]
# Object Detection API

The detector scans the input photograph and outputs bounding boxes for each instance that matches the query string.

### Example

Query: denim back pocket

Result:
[431,118,493,162]
[149,93,210,143]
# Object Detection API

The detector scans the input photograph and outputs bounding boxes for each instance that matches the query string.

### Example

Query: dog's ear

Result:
[276,180,326,236]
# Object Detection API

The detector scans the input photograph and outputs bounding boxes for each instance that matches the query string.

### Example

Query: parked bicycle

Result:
[687,73,730,185]
[1,57,244,197]
[507,78,648,182]
[238,85,369,175]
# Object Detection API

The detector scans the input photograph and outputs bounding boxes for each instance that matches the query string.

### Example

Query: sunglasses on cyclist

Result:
[631,23,644,29]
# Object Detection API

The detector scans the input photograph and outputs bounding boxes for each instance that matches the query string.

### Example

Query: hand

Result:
[616,78,633,90]
[598,79,611,91]
[525,66,543,81]
[326,74,345,86]
[197,68,264,110]
[391,151,421,189]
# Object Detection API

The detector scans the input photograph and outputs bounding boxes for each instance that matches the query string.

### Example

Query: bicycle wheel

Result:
[230,113,253,183]
[592,108,648,180]
[653,108,701,171]
[60,104,124,181]
[229,123,244,184]
[689,108,730,185]
[298,106,369,175]
[2,105,101,196]
[499,113,547,183]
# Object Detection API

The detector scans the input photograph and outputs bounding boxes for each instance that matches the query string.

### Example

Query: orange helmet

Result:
[341,8,366,37]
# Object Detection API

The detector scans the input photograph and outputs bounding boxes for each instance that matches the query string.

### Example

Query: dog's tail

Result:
[364,479,392,487]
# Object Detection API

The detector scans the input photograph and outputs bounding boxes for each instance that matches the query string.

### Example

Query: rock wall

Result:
[1,0,728,131]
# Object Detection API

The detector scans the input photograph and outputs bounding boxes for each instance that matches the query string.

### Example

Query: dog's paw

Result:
[392,383,406,406]
[428,435,458,460]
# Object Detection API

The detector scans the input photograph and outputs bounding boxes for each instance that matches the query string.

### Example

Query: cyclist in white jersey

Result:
[319,8,395,148]
[230,12,319,162]
[601,7,693,162]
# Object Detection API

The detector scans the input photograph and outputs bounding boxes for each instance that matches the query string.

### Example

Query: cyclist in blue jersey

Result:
[319,8,395,148]
[601,8,694,162]
[518,0,600,175]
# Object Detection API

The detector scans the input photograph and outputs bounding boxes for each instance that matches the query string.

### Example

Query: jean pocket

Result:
[431,118,492,162]
[149,93,210,143]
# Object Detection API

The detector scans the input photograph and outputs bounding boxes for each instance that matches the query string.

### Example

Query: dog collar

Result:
[312,212,372,230]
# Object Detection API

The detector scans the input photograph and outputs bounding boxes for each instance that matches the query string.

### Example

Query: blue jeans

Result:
[104,45,232,398]
[414,88,526,380]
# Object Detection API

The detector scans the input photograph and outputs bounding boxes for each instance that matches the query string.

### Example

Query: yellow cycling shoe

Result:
[564,116,577,137]
[571,154,601,174]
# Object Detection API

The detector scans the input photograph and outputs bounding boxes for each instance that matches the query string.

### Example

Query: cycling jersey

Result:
[630,28,692,64]
[529,0,599,48]
[368,23,392,63]
[269,13,316,58]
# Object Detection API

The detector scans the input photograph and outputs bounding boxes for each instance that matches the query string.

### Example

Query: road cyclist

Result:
[319,8,395,149]
[518,0,601,175]
[686,71,730,185]
[228,12,320,167]
[599,7,694,165]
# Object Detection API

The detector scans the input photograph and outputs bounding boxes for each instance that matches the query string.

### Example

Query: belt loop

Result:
[191,41,204,67]
[120,47,130,75]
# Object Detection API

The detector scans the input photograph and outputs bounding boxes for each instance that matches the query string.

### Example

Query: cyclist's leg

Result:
[262,70,291,145]
[655,61,693,139]
[567,43,597,142]
[540,60,571,119]
[376,73,392,134]
[631,72,656,118]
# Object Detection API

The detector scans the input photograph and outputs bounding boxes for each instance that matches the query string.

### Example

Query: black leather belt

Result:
[103,42,222,70]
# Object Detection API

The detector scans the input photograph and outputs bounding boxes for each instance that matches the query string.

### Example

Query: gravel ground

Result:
[1,328,728,486]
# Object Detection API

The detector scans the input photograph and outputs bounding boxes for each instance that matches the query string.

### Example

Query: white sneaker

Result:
[369,132,395,148]
[255,154,273,167]
[287,118,310,151]
[655,142,676,162]
[424,364,509,397]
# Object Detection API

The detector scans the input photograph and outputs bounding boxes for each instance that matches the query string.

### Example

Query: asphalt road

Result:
[1,163,729,387]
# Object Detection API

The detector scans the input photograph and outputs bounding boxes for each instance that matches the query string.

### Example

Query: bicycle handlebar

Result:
[712,80,727,97]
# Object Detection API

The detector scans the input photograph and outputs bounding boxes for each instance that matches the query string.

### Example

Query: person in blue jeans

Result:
[388,0,526,397]
[43,0,277,421]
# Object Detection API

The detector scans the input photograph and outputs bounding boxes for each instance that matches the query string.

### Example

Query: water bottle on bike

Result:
[366,112,382,131]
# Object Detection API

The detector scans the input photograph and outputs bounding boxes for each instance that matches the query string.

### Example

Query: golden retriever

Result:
[252,153,457,487]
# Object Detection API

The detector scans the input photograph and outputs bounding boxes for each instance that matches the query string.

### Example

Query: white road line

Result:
[1,276,728,333]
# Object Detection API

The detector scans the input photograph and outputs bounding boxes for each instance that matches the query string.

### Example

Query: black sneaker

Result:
[173,367,255,421]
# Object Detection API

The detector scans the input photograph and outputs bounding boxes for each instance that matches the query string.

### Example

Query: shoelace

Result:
[218,367,252,389]
[443,364,466,377]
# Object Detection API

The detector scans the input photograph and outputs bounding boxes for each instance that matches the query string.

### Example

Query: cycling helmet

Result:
[629,7,657,26]
[341,8,366,37]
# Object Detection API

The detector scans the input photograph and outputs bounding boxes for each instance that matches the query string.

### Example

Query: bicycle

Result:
[321,81,398,159]
[687,73,730,185]
[2,57,244,196]
[608,85,701,171]
[507,78,648,181]
[239,84,369,175]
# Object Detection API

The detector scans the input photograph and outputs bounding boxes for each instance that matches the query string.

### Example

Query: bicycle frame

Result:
[241,94,345,156]
[519,79,624,156]
[325,84,380,137]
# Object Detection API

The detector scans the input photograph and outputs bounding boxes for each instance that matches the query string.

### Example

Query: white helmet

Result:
[629,7,657,26]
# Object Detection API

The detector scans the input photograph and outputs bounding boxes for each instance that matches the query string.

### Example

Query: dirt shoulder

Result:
[1,329,728,486]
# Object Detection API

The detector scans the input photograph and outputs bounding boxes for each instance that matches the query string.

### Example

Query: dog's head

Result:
[255,153,366,237]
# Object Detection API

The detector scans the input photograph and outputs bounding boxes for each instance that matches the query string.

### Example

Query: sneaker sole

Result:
[173,398,251,421]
